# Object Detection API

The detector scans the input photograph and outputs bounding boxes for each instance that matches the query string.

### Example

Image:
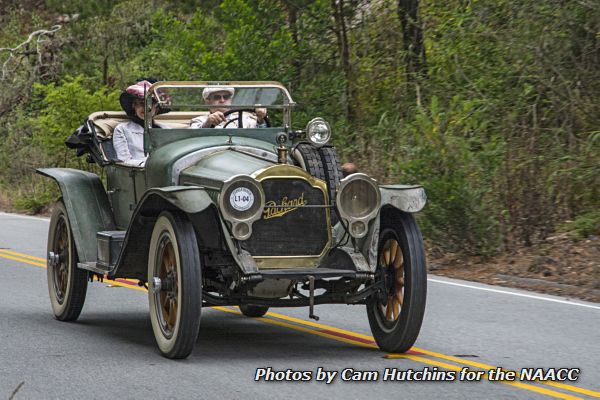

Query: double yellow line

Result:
[1,249,598,399]
[218,307,597,399]
[0,249,144,290]
[0,249,46,267]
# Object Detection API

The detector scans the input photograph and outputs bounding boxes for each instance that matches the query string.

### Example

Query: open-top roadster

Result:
[38,81,427,359]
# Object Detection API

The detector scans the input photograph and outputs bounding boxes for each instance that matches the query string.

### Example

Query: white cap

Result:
[202,87,235,100]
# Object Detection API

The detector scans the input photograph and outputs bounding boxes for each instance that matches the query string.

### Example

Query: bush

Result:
[560,211,600,240]
[32,76,119,162]
[395,96,503,256]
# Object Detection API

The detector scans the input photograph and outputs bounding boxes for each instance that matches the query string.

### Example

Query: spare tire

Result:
[293,143,342,225]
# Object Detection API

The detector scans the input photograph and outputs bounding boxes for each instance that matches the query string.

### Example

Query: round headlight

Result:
[336,174,380,238]
[306,117,331,147]
[219,176,265,239]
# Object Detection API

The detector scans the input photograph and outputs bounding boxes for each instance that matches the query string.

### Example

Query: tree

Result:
[397,0,426,79]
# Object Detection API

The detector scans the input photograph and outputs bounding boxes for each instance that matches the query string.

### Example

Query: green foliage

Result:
[397,96,502,255]
[45,0,124,16]
[1,0,599,256]
[129,1,296,82]
[12,182,57,214]
[32,76,119,159]
[559,210,600,240]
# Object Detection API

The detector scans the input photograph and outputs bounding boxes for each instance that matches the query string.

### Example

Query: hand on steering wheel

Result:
[222,108,270,128]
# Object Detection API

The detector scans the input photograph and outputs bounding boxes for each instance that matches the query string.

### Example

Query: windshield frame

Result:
[143,81,295,131]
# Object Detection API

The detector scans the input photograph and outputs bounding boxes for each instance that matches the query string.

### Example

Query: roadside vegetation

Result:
[0,0,598,258]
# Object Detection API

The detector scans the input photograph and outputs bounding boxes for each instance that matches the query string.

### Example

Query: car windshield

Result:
[149,82,294,112]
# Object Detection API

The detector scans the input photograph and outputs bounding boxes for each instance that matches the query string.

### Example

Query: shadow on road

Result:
[57,308,380,361]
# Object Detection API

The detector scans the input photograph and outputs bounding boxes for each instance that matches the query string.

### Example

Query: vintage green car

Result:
[38,81,427,359]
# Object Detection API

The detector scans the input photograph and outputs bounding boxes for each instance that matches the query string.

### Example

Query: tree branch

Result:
[0,25,62,81]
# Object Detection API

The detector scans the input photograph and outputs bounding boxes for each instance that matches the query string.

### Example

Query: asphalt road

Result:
[0,212,598,400]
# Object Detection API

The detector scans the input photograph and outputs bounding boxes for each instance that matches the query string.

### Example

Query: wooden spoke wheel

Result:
[47,200,88,321]
[367,211,427,353]
[156,238,178,337]
[379,238,405,322]
[148,211,202,359]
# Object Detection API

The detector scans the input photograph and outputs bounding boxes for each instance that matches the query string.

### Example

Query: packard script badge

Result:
[263,193,308,219]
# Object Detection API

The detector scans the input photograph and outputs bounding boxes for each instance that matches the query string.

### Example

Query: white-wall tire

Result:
[148,211,201,359]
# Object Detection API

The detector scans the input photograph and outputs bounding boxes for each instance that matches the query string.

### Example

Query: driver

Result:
[190,87,268,129]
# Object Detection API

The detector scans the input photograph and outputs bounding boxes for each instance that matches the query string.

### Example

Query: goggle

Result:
[209,93,232,101]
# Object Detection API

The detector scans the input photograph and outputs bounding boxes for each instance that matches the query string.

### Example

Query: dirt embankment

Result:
[429,234,600,303]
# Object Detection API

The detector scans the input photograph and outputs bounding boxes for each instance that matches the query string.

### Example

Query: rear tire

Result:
[148,211,202,359]
[366,211,427,353]
[47,200,88,321]
[239,305,269,318]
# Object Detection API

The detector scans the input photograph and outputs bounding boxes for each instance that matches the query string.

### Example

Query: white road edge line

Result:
[429,277,600,310]
[0,212,49,221]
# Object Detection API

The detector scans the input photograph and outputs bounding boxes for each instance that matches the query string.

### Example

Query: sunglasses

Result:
[210,93,232,101]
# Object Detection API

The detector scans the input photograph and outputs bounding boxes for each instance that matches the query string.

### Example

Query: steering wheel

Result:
[222,108,270,128]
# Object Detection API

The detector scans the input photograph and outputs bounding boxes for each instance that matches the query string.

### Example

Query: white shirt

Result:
[190,112,264,129]
[112,120,148,167]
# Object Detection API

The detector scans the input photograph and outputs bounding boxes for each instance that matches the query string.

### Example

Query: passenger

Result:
[190,87,268,129]
[113,80,165,167]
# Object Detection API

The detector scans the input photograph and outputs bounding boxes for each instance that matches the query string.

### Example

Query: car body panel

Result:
[36,168,115,263]
[380,185,427,213]
[105,165,146,229]
[110,186,215,278]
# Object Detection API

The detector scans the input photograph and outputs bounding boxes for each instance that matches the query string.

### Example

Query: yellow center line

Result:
[0,252,46,267]
[105,279,147,292]
[4,250,599,399]
[0,251,146,293]
[0,249,46,262]
[220,306,593,399]
[262,310,375,340]
[390,348,600,398]
[392,355,582,400]
[213,306,378,349]
[251,303,600,398]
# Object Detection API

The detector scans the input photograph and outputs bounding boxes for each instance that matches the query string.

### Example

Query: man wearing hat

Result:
[190,87,268,129]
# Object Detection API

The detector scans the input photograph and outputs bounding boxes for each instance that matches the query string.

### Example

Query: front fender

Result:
[37,168,115,263]
[346,186,427,272]
[379,185,427,213]
[111,186,215,279]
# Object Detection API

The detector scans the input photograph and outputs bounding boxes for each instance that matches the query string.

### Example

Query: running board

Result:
[78,261,110,274]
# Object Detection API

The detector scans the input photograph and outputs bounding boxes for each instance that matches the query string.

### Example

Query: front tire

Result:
[367,211,427,353]
[47,200,88,321]
[148,211,202,359]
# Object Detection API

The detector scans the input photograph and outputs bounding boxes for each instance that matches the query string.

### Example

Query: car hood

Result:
[178,149,275,189]
[145,136,280,187]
